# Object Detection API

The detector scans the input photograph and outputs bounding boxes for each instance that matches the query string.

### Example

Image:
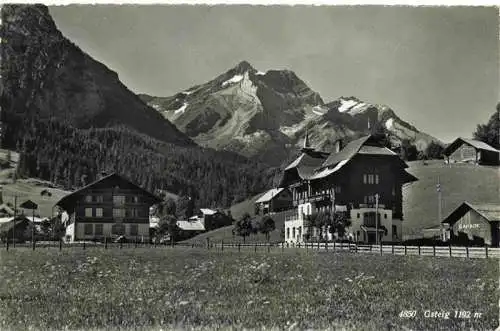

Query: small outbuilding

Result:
[443,138,499,166]
[255,188,293,215]
[441,201,500,247]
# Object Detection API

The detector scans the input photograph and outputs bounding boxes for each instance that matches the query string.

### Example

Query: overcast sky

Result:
[49,5,498,143]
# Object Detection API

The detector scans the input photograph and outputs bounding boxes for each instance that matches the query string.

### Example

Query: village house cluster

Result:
[0,134,498,247]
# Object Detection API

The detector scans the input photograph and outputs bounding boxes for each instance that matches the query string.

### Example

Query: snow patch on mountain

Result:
[256,71,266,76]
[385,118,394,130]
[312,105,327,116]
[221,74,244,88]
[338,99,360,113]
[173,102,188,114]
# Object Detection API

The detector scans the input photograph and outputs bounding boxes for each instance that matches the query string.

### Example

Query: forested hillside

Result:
[5,115,277,208]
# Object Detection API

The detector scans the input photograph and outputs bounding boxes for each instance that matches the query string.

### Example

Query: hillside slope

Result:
[1,4,193,147]
[403,161,500,234]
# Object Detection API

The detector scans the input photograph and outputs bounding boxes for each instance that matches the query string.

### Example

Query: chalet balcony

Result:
[293,193,331,206]
[358,203,386,209]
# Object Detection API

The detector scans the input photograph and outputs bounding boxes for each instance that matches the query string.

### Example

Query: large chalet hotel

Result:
[56,173,161,242]
[280,133,418,244]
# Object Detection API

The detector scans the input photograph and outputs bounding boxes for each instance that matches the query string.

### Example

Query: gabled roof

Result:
[177,219,205,231]
[200,208,218,215]
[443,137,499,156]
[442,201,500,224]
[0,204,15,216]
[255,188,285,203]
[321,135,372,169]
[56,173,161,210]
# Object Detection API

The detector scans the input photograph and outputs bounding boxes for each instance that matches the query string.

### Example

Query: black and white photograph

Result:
[0,2,498,330]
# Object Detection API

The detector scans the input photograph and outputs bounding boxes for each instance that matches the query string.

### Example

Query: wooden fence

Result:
[3,240,500,259]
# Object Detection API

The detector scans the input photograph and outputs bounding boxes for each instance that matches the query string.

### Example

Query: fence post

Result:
[221,240,224,252]
[238,243,241,253]
[282,242,284,253]
[6,240,9,251]
[392,244,394,255]
[370,244,373,252]
[485,245,488,259]
[254,244,257,253]
[325,242,328,251]
[333,241,336,252]
[206,238,210,250]
[286,242,289,248]
[32,239,35,251]
[418,246,421,256]
[267,243,270,253]
[404,245,407,255]
[449,244,452,257]
[380,243,383,256]
[355,243,358,253]
[433,245,436,257]
[317,242,320,250]
[135,238,137,248]
[120,241,123,249]
[105,237,107,249]
[466,245,469,258]
[59,240,62,251]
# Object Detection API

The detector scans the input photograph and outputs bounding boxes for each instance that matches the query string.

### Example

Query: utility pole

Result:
[12,195,17,247]
[375,193,379,245]
[437,177,442,222]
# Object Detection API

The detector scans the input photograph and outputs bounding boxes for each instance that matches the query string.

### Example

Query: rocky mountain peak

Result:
[233,60,255,74]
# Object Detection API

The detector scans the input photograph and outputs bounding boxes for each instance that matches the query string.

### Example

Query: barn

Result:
[441,201,500,247]
[443,138,499,166]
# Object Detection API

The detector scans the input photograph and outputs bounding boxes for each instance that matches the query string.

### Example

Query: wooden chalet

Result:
[442,201,500,247]
[56,173,161,242]
[443,138,499,166]
[254,188,293,215]
[280,133,418,244]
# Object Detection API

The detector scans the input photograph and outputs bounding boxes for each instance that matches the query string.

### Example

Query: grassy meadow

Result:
[0,247,498,331]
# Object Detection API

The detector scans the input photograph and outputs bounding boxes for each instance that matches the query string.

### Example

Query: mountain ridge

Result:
[141,60,442,165]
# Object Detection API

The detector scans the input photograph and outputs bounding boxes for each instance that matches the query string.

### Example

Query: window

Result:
[286,228,290,239]
[357,213,360,219]
[113,195,125,205]
[85,195,92,203]
[96,195,104,203]
[392,225,398,239]
[112,224,125,235]
[364,174,379,185]
[95,208,103,217]
[95,224,103,236]
[85,208,93,217]
[113,208,125,218]
[298,227,302,239]
[133,196,140,203]
[334,186,341,194]
[129,224,138,236]
[292,227,296,238]
[384,213,387,219]
[84,224,93,235]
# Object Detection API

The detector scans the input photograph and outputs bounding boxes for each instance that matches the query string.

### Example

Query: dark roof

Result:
[443,137,499,156]
[20,200,38,210]
[281,134,416,183]
[442,201,500,225]
[321,135,372,169]
[56,173,161,210]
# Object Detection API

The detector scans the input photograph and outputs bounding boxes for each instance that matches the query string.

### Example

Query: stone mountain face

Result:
[142,62,441,165]
[1,5,194,147]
